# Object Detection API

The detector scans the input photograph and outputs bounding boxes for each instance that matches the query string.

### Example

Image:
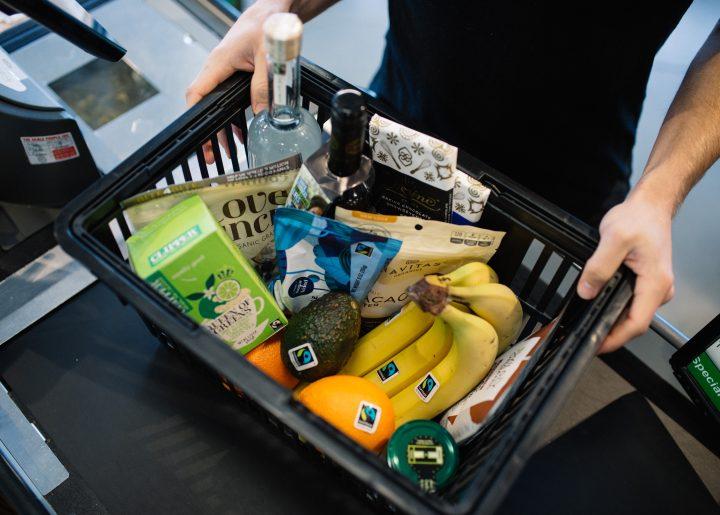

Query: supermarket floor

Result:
[300,0,720,389]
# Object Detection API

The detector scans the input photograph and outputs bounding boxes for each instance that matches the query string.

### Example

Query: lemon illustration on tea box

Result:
[127,195,286,354]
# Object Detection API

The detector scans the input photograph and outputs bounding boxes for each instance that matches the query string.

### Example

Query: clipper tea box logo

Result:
[354,402,382,434]
[149,225,202,266]
[288,343,319,371]
[377,361,399,383]
[416,373,440,403]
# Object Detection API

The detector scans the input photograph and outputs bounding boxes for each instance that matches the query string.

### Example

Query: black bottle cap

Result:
[331,89,367,124]
[328,89,367,177]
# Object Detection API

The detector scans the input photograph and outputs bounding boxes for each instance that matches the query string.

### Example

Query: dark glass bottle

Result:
[286,89,374,214]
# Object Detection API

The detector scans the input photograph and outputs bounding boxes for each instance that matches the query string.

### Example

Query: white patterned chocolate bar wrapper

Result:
[452,171,491,223]
[369,114,458,191]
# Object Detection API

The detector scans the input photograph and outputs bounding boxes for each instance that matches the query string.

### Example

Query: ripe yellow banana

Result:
[450,301,472,314]
[362,317,452,397]
[341,301,434,376]
[391,304,498,427]
[445,282,523,353]
[437,261,498,286]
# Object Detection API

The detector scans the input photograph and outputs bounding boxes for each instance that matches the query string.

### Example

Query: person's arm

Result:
[186,0,337,112]
[578,21,720,353]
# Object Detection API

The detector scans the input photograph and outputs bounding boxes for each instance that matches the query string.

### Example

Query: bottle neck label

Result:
[328,122,364,176]
[269,57,300,124]
[272,59,293,107]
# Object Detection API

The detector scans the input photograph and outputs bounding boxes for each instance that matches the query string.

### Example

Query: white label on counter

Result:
[20,133,80,165]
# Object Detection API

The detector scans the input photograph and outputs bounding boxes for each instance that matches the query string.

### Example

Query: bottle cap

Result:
[328,89,367,177]
[386,420,459,493]
[264,13,303,61]
[331,89,367,124]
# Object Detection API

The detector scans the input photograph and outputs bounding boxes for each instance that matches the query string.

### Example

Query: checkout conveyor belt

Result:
[1,283,718,513]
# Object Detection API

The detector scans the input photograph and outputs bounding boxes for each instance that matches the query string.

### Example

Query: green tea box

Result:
[127,195,287,354]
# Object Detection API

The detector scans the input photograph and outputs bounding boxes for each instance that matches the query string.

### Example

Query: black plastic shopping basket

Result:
[55,60,633,514]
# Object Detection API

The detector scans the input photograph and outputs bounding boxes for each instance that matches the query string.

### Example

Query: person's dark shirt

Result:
[370,1,691,225]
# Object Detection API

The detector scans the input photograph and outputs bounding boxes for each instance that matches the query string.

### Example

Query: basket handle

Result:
[559,270,634,353]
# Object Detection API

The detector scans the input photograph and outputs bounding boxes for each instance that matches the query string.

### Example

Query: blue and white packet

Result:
[272,207,402,313]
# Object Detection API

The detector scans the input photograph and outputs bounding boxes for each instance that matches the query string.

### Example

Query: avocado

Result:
[281,292,361,381]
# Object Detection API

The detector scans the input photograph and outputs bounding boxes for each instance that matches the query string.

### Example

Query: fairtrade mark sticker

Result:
[288,343,319,371]
[416,373,440,403]
[354,242,374,257]
[353,401,382,434]
[377,361,399,383]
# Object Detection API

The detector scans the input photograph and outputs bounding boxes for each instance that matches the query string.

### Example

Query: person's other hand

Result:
[576,190,674,353]
[186,0,289,163]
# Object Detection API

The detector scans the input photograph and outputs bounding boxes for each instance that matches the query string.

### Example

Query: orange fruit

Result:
[246,333,299,389]
[297,375,395,453]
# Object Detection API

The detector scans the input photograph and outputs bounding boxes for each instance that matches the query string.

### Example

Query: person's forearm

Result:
[578,23,720,350]
[630,21,720,214]
[251,0,338,22]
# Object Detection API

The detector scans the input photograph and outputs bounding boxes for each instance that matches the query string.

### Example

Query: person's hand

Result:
[186,0,289,163]
[577,188,675,353]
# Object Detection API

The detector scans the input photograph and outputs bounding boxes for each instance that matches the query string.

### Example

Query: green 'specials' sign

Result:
[687,353,720,411]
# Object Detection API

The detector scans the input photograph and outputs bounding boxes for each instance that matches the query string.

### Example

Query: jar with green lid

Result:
[386,420,459,493]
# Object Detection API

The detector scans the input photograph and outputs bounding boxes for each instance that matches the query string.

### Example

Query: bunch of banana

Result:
[340,301,435,376]
[407,260,522,353]
[391,304,499,426]
[341,262,497,378]
[345,299,498,425]
[421,277,522,353]
[340,262,519,426]
[361,315,452,397]
[342,302,467,385]
[435,261,499,286]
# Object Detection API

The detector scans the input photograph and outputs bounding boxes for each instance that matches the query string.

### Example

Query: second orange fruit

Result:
[245,334,299,389]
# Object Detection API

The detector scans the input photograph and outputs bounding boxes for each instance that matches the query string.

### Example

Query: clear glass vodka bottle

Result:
[247,13,322,168]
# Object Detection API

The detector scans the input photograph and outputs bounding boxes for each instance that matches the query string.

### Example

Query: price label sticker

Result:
[20,132,80,165]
